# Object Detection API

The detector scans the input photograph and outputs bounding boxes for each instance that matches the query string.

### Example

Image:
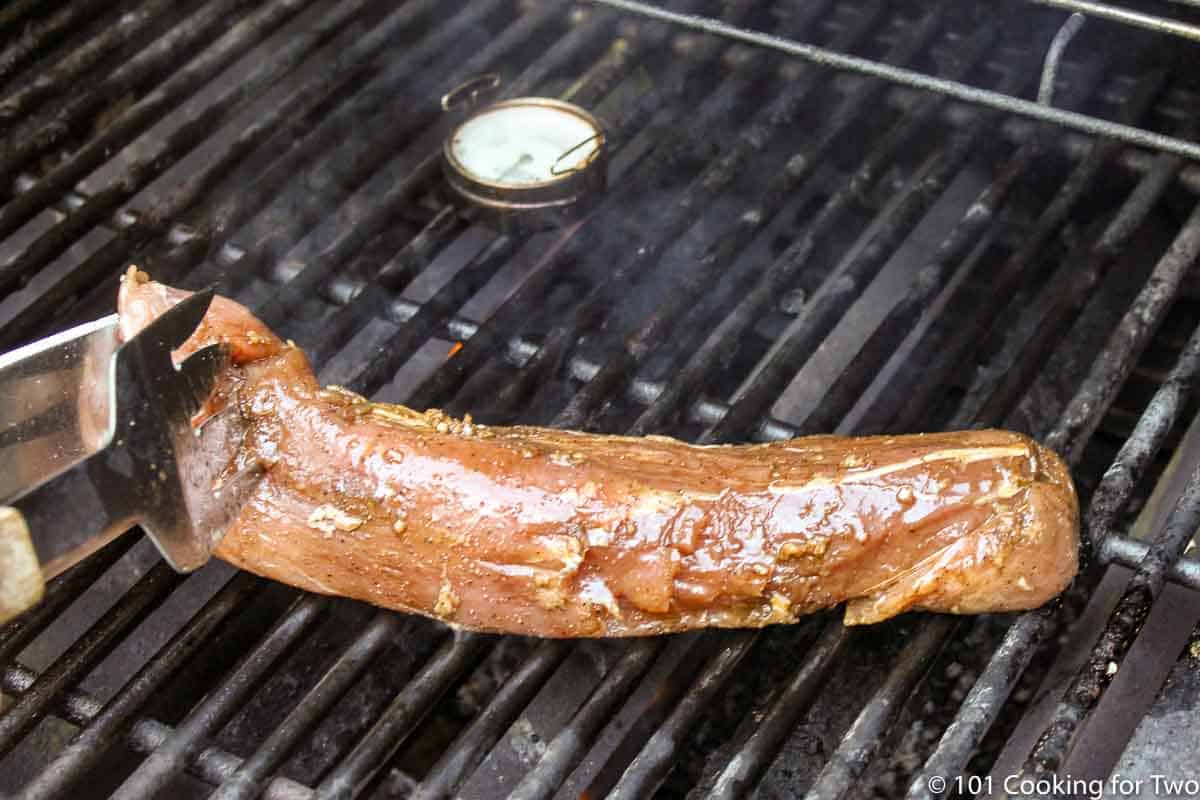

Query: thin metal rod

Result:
[584,0,1200,161]
[1101,535,1200,589]
[1038,13,1086,106]
[1029,0,1200,43]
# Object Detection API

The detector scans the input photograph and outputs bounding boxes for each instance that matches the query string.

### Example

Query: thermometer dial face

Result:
[449,102,601,186]
[442,98,606,220]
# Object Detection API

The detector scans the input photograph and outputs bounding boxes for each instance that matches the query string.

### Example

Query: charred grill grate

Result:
[2,1,1200,798]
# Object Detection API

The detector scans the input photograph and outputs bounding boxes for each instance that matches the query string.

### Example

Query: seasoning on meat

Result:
[117,269,1081,638]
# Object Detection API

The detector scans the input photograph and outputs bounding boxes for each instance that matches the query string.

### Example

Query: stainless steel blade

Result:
[0,315,120,503]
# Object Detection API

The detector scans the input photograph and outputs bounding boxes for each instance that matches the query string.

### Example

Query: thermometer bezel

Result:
[442,96,607,216]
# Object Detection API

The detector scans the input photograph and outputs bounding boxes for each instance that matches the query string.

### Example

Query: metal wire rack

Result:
[589,0,1200,160]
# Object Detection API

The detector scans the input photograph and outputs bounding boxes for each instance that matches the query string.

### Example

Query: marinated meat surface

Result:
[118,270,1080,637]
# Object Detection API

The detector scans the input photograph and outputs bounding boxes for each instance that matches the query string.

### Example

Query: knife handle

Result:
[0,507,44,624]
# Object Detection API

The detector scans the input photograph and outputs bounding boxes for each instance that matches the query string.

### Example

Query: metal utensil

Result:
[0,291,257,621]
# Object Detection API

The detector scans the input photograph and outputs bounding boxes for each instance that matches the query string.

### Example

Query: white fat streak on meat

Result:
[767,445,1033,492]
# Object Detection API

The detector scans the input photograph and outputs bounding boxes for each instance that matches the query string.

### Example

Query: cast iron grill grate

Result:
[1,1,1200,798]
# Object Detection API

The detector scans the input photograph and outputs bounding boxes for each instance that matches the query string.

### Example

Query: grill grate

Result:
[2,1,1200,798]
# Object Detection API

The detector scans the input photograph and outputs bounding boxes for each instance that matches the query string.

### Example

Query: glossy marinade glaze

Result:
[118,270,1080,637]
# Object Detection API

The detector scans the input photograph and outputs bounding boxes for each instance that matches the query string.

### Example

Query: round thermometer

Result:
[442,97,606,224]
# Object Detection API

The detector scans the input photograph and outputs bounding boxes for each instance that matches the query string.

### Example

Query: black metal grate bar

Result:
[945,138,1186,433]
[154,0,510,296]
[0,0,449,353]
[548,4,937,429]
[795,133,1046,435]
[905,202,1200,797]
[301,205,462,367]
[209,612,404,800]
[608,632,759,798]
[625,35,993,436]
[249,5,620,334]
[12,572,261,800]
[410,640,571,800]
[0,535,136,667]
[108,593,327,799]
[0,0,173,132]
[0,0,118,105]
[399,0,759,412]
[1025,459,1200,773]
[878,100,1181,434]
[706,621,849,800]
[507,639,663,800]
[805,618,957,800]
[312,633,490,800]
[0,0,260,206]
[0,662,313,800]
[0,561,182,760]
[0,0,334,299]
[702,66,1031,444]
[1046,203,1200,463]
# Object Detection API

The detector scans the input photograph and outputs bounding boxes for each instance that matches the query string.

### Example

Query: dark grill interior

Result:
[3,0,1200,797]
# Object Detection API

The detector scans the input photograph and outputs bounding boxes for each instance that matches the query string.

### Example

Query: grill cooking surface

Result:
[3,1,1200,798]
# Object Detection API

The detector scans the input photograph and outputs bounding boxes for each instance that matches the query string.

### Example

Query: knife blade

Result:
[0,289,258,606]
